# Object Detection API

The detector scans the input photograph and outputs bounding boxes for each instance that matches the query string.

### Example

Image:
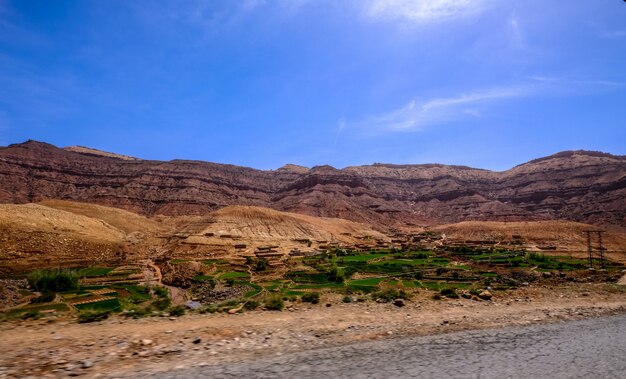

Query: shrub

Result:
[169,306,186,317]
[21,310,41,320]
[432,293,442,300]
[372,288,409,302]
[28,269,79,293]
[200,305,219,314]
[30,291,55,304]
[440,288,459,298]
[152,286,169,299]
[327,264,346,283]
[254,258,269,272]
[244,300,260,310]
[264,294,284,311]
[151,297,171,311]
[301,292,320,304]
[79,309,111,323]
[342,295,353,303]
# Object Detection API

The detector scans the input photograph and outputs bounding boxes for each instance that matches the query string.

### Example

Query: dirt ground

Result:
[1,283,625,378]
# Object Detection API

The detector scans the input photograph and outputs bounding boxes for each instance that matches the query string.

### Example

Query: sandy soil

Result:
[1,283,625,378]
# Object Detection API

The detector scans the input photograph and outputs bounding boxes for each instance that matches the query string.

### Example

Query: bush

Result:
[342,295,353,303]
[432,293,442,300]
[152,286,169,299]
[30,291,55,304]
[327,264,346,283]
[264,294,284,311]
[28,269,79,293]
[372,288,409,302]
[301,292,320,304]
[244,300,260,310]
[440,288,459,298]
[169,305,186,317]
[79,309,111,323]
[200,305,219,314]
[151,297,171,311]
[21,310,41,320]
[254,258,269,272]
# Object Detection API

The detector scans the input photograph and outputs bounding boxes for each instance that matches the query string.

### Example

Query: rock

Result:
[192,337,202,344]
[80,360,94,369]
[393,299,406,307]
[185,301,202,310]
[141,339,153,346]
[478,290,493,300]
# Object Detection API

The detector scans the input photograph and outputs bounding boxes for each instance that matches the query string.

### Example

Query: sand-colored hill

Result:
[39,199,163,234]
[183,205,385,243]
[0,204,128,273]
[0,203,126,242]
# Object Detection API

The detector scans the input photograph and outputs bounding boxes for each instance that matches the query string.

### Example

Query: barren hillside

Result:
[0,141,624,226]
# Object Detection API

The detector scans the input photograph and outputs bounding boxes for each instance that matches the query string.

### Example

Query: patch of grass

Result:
[78,267,114,278]
[340,254,388,262]
[2,303,69,320]
[419,282,470,291]
[74,298,121,312]
[219,272,251,280]
[113,285,150,303]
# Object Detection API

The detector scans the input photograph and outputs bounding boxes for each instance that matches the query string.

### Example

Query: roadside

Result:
[0,283,625,378]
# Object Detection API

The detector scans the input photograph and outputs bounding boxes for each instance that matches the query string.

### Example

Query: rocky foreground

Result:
[0,283,625,378]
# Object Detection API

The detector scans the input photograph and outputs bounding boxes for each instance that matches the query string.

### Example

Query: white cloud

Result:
[345,76,626,134]
[365,0,490,24]
[349,85,529,133]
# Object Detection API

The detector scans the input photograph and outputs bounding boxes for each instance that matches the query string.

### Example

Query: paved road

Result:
[149,314,626,379]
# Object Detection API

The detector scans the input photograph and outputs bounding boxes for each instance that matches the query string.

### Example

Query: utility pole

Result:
[584,230,606,271]
[586,231,593,270]
[597,231,606,270]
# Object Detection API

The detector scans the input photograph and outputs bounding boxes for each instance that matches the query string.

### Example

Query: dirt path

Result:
[0,283,625,378]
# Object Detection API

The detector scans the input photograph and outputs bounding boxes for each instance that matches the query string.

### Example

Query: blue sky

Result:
[1,0,625,171]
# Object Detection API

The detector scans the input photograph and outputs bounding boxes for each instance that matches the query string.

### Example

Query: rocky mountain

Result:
[0,140,624,227]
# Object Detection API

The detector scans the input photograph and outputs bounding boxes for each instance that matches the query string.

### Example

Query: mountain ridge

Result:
[0,140,624,227]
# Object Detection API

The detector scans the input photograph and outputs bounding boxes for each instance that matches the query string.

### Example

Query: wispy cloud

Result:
[347,85,529,133]
[365,0,490,24]
[344,77,626,134]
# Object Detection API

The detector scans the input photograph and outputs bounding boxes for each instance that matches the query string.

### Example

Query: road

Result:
[146,314,626,379]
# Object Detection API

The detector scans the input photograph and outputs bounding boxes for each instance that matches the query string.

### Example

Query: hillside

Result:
[0,140,624,226]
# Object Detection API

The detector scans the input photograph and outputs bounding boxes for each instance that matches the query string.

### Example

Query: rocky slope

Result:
[0,140,624,226]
